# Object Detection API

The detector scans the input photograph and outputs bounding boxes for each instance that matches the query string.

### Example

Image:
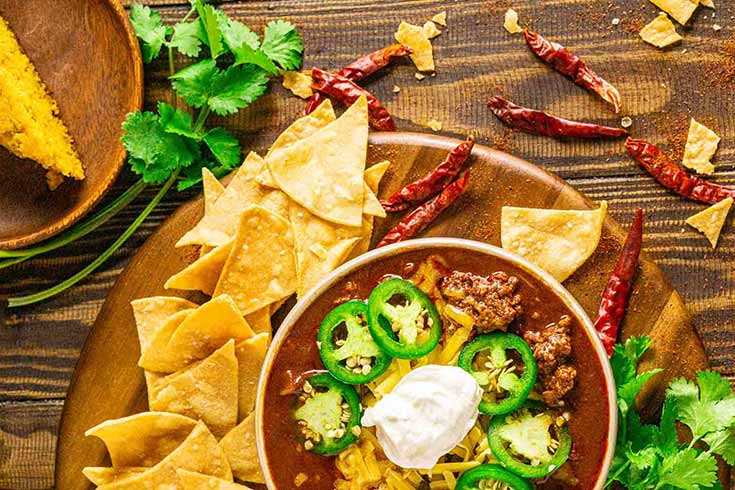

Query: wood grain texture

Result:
[1,0,734,488]
[0,0,143,249]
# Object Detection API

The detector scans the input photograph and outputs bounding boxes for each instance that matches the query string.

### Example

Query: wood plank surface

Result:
[1,0,734,488]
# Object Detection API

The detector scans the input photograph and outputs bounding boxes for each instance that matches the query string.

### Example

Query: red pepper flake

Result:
[593,209,643,357]
[311,68,396,131]
[381,137,475,213]
[488,96,628,139]
[524,29,622,113]
[377,170,471,247]
[626,138,735,204]
[304,44,412,115]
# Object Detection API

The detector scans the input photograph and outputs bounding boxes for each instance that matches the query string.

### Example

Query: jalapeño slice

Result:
[455,464,533,490]
[458,332,537,415]
[294,373,362,455]
[318,301,392,384]
[367,278,442,359]
[488,408,572,478]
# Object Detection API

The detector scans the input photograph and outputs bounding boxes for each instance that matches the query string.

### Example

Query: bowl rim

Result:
[255,237,618,490]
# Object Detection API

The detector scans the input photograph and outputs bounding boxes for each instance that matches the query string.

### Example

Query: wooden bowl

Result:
[0,0,142,249]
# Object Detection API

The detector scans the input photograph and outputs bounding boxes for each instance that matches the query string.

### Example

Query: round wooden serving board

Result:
[0,0,142,249]
[56,133,708,489]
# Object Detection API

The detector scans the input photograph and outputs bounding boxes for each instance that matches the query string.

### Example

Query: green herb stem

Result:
[7,172,178,308]
[193,107,211,133]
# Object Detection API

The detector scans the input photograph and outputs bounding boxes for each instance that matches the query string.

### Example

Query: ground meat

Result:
[523,315,577,406]
[439,270,522,332]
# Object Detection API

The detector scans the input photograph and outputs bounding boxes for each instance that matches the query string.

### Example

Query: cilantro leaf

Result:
[657,448,718,490]
[157,102,202,140]
[207,65,269,115]
[261,20,303,71]
[170,59,220,108]
[668,376,735,441]
[703,428,735,465]
[611,336,662,413]
[215,12,280,74]
[129,4,169,63]
[203,127,241,168]
[698,371,734,403]
[168,21,203,57]
[232,43,280,74]
[177,159,232,191]
[195,2,225,58]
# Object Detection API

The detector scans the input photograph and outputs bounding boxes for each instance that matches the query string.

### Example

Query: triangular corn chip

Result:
[202,168,226,215]
[177,470,253,490]
[235,333,270,419]
[350,161,392,259]
[395,22,435,72]
[244,307,272,335]
[363,182,386,218]
[85,412,197,467]
[501,202,607,282]
[220,413,263,484]
[364,160,391,193]
[214,206,297,315]
[682,119,720,175]
[87,421,232,489]
[82,467,147,486]
[686,198,732,248]
[139,295,254,373]
[137,310,194,372]
[165,239,234,296]
[266,95,368,227]
[131,297,197,355]
[149,341,239,438]
[177,153,289,248]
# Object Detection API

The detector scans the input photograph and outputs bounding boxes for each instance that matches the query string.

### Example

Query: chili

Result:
[455,464,533,490]
[593,209,643,357]
[458,333,538,415]
[293,373,362,455]
[304,44,412,115]
[317,301,392,384]
[488,96,627,139]
[381,137,475,213]
[377,170,470,248]
[626,138,735,204]
[367,278,442,359]
[524,29,622,113]
[311,68,396,131]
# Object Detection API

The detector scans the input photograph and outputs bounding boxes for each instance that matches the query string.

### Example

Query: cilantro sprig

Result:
[607,336,735,490]
[1,0,303,307]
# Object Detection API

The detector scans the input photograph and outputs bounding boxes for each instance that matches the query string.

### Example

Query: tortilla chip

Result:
[648,0,698,25]
[83,467,147,486]
[423,21,442,39]
[177,470,253,490]
[282,70,314,99]
[501,202,608,282]
[214,206,297,315]
[131,297,197,355]
[148,341,239,438]
[85,412,197,467]
[640,13,682,48]
[701,0,715,7]
[203,168,226,216]
[686,198,732,248]
[220,413,264,484]
[682,119,720,175]
[349,161,392,259]
[235,333,270,419]
[432,11,447,26]
[139,294,255,373]
[177,152,288,248]
[363,182,386,218]
[244,307,272,335]
[88,421,232,489]
[504,8,523,34]
[165,240,234,296]
[266,95,368,227]
[364,160,391,193]
[395,21,435,72]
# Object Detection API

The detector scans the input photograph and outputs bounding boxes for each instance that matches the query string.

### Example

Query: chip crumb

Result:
[621,116,633,128]
[504,8,523,34]
[423,20,442,39]
[612,17,621,25]
[282,71,314,99]
[395,21,435,72]
[713,24,722,31]
[682,118,720,175]
[432,11,447,26]
[294,473,309,487]
[426,119,443,131]
[686,197,732,248]
[393,85,401,93]
[415,72,426,80]
[639,13,682,48]
[701,0,715,8]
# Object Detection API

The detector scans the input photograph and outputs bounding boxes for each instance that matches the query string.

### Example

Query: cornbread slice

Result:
[0,15,84,185]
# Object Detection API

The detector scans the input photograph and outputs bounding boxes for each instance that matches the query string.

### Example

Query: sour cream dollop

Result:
[361,364,483,469]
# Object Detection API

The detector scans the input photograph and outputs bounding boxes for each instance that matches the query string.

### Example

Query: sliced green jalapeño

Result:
[367,278,442,359]
[458,332,537,415]
[294,373,362,455]
[488,408,572,478]
[455,464,533,490]
[318,301,391,384]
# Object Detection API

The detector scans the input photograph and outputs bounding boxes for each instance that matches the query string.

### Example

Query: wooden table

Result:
[1,0,734,488]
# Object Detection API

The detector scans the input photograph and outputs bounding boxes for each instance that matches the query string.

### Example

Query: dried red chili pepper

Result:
[381,137,475,213]
[593,209,643,357]
[311,68,396,131]
[304,44,412,115]
[626,138,735,204]
[524,29,622,113]
[488,96,627,139]
[377,171,471,248]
